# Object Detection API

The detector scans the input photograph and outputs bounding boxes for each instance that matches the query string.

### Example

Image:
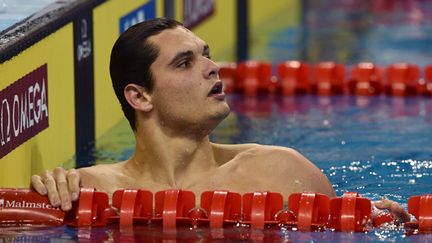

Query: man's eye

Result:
[178,60,191,68]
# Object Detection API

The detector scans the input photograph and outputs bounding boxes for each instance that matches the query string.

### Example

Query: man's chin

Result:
[209,106,231,123]
[218,105,231,119]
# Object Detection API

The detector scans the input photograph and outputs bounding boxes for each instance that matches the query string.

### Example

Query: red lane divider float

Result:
[287,192,329,231]
[236,61,275,96]
[0,188,65,226]
[109,189,153,227]
[329,192,372,232]
[65,187,112,227]
[424,65,432,95]
[387,63,420,96]
[242,191,283,229]
[200,190,241,228]
[153,189,195,228]
[218,60,432,97]
[315,61,346,96]
[1,188,431,235]
[348,62,384,96]
[277,61,312,96]
[218,62,237,93]
[405,194,432,235]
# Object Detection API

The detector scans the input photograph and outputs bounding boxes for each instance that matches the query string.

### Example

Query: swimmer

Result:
[31,18,409,223]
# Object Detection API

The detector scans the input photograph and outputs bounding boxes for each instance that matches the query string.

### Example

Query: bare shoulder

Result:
[77,161,126,192]
[235,144,316,170]
[212,142,309,166]
[78,162,123,176]
[211,143,261,165]
[214,143,336,197]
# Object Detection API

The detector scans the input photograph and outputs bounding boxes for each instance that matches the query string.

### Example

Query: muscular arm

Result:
[222,144,336,197]
[261,146,336,198]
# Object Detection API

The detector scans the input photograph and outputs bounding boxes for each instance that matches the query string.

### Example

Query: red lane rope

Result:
[1,188,432,235]
[219,61,432,97]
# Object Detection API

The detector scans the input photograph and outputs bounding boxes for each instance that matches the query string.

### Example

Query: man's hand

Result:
[31,167,81,211]
[374,198,411,224]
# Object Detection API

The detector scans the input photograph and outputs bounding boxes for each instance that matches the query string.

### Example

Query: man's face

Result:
[147,26,230,133]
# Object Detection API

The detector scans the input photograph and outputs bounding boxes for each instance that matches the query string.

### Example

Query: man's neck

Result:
[127,126,218,188]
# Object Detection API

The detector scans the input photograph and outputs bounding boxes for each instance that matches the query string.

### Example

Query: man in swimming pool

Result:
[30,18,409,223]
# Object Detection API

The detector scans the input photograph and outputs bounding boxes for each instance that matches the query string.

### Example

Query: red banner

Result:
[183,0,215,29]
[0,64,49,158]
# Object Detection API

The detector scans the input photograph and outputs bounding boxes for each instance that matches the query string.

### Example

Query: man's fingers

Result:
[67,169,81,201]
[53,167,72,211]
[31,175,47,195]
[374,198,394,209]
[374,199,411,224]
[374,200,389,209]
[41,170,61,207]
[32,167,81,211]
[389,202,411,223]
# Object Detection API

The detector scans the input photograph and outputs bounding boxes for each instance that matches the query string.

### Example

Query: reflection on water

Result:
[0,224,412,242]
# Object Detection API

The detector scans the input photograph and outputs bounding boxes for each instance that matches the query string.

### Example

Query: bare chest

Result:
[81,161,307,199]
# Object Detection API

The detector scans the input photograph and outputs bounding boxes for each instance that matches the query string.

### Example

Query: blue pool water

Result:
[214,95,432,202]
[0,0,55,32]
[2,95,431,242]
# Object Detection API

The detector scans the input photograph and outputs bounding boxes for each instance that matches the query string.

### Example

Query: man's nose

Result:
[204,58,220,79]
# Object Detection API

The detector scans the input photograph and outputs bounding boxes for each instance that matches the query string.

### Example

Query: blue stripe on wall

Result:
[73,10,95,168]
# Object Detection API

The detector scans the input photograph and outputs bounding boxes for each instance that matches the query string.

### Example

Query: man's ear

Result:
[124,84,153,112]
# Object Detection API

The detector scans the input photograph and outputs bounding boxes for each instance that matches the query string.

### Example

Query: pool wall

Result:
[0,0,164,187]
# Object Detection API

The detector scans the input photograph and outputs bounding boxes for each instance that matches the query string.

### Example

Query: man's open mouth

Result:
[208,82,223,96]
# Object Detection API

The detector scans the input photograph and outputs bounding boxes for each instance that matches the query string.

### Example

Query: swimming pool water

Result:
[0,0,55,32]
[5,224,432,242]
[213,95,432,201]
[1,95,432,242]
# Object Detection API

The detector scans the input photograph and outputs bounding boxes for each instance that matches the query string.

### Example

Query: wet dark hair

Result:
[110,18,183,130]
